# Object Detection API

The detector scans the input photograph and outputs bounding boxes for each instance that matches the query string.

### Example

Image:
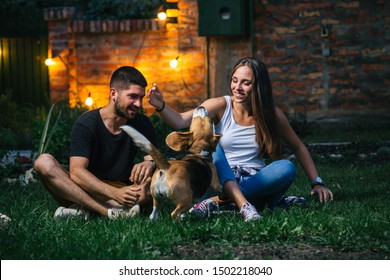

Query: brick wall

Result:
[251,0,390,117]
[44,0,390,118]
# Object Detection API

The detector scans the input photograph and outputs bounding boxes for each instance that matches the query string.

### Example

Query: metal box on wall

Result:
[197,0,251,36]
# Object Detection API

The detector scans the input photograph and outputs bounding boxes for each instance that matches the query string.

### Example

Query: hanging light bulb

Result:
[85,93,93,107]
[156,1,179,23]
[45,57,55,66]
[170,56,179,68]
[157,11,167,20]
[157,5,167,20]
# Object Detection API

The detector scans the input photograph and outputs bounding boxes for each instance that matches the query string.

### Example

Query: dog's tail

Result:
[121,125,170,170]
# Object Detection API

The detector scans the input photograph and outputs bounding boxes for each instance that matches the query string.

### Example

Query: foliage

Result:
[0,128,17,152]
[31,103,87,165]
[82,0,164,20]
[0,0,76,13]
[286,111,308,138]
[0,0,164,19]
[37,103,62,156]
[0,158,25,180]
[149,113,184,159]
[0,91,36,150]
[134,111,184,164]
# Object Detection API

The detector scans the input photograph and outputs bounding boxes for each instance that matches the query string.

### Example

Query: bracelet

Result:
[156,101,165,112]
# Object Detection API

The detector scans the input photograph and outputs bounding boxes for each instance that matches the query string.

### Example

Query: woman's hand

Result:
[311,185,333,203]
[147,83,164,110]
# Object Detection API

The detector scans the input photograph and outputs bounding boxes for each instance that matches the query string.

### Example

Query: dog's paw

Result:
[149,209,159,221]
[179,213,186,220]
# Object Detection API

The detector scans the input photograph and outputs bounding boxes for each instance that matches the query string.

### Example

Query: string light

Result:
[85,93,93,107]
[45,57,55,66]
[170,56,179,68]
[157,8,167,20]
[157,1,179,23]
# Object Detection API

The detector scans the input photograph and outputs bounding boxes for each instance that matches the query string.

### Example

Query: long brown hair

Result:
[230,57,282,159]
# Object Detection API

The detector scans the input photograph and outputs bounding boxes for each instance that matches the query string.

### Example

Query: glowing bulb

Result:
[157,12,167,20]
[45,58,55,66]
[85,93,93,107]
[170,57,179,68]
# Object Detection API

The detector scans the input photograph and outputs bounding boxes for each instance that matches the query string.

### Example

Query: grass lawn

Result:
[1,115,389,260]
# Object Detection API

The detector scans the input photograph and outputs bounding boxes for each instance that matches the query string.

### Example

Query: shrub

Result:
[0,128,17,152]
[82,0,164,20]
[0,91,36,150]
[0,0,164,19]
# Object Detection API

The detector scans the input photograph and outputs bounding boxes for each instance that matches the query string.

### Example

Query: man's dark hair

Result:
[110,66,147,90]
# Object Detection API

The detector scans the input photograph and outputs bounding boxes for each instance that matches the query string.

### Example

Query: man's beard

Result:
[114,99,135,119]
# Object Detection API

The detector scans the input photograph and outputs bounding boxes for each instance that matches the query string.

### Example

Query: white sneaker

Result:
[240,202,261,222]
[107,205,140,220]
[54,204,90,220]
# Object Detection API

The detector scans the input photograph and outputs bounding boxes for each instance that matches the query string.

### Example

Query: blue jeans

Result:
[212,144,296,209]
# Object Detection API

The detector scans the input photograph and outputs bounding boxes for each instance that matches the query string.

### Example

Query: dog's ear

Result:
[211,134,223,150]
[166,132,193,151]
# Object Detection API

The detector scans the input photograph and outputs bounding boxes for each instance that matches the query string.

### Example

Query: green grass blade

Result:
[42,109,62,154]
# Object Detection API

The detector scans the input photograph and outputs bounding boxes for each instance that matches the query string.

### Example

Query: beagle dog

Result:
[121,106,222,220]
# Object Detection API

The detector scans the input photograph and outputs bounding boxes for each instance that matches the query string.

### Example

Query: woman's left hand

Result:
[311,185,333,203]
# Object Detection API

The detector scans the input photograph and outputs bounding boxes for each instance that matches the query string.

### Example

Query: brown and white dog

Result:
[121,106,222,220]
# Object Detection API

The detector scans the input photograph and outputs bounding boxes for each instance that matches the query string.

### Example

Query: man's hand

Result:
[130,160,155,185]
[113,185,141,207]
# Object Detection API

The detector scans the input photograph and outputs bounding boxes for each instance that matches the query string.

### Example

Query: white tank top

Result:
[214,96,266,169]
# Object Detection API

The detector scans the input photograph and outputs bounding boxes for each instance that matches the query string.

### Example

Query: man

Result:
[34,66,157,219]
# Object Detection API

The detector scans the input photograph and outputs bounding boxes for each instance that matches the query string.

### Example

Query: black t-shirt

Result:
[69,108,157,184]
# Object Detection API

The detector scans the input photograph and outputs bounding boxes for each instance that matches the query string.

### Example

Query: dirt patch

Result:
[171,244,388,260]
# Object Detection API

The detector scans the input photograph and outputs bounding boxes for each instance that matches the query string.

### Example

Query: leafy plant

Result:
[0,128,17,152]
[0,91,36,149]
[82,0,164,20]
[31,103,87,165]
[37,103,62,156]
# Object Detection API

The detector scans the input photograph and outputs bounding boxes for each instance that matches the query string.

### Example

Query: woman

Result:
[148,57,333,221]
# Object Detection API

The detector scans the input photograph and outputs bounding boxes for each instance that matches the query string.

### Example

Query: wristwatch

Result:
[310,176,324,188]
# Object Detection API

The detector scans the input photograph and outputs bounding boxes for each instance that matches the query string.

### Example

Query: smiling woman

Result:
[147,57,334,222]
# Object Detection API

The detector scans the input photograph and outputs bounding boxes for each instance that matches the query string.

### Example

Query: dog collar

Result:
[198,150,210,156]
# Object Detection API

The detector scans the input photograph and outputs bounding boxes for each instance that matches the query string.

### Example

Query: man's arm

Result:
[69,156,141,207]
